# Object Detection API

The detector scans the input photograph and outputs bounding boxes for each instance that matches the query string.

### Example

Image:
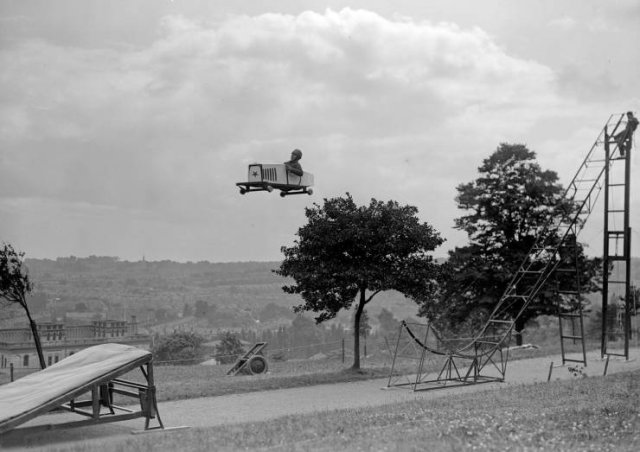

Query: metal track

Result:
[388,114,627,390]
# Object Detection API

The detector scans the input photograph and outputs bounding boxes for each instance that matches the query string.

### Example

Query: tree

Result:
[357,309,372,338]
[377,308,401,337]
[290,315,321,354]
[151,331,205,364]
[427,144,601,344]
[0,243,46,369]
[276,194,444,369]
[215,331,245,364]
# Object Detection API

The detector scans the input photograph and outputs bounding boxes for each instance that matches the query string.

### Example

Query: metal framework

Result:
[387,113,632,390]
[602,117,634,359]
[387,322,510,391]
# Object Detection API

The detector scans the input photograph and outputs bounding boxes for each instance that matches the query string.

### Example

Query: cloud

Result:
[548,16,577,30]
[0,8,563,261]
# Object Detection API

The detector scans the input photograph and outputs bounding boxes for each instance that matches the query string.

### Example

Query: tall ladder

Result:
[470,114,627,373]
[602,114,634,359]
[388,114,629,390]
[555,234,587,366]
[480,116,617,330]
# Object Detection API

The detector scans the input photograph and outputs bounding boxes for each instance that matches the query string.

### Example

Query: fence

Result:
[0,336,398,384]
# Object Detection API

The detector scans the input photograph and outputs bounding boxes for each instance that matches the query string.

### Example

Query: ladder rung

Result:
[608,183,625,187]
[557,290,580,295]
[605,352,626,358]
[562,335,583,340]
[475,340,501,345]
[488,319,512,324]
[607,230,625,235]
[563,358,586,364]
[607,210,625,213]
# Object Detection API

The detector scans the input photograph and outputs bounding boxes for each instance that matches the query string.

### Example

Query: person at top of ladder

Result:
[613,111,638,157]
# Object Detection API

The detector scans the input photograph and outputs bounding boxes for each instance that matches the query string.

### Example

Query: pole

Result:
[601,126,610,358]
[623,127,632,359]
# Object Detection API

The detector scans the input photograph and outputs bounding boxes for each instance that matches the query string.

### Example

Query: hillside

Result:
[3,255,638,332]
[1,256,421,330]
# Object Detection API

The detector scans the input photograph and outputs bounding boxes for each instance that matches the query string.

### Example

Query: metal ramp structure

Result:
[226,342,269,376]
[387,321,511,390]
[387,113,633,390]
[386,322,431,390]
[601,115,634,359]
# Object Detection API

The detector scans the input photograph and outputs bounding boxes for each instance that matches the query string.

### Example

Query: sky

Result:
[1,0,639,263]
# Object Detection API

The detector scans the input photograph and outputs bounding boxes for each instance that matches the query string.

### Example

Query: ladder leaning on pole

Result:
[386,113,629,391]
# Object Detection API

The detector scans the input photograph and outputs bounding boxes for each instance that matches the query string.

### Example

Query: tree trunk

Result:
[514,316,526,346]
[25,307,46,369]
[351,289,366,370]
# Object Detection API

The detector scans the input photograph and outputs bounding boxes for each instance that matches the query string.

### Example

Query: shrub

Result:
[151,331,205,365]
[215,331,245,364]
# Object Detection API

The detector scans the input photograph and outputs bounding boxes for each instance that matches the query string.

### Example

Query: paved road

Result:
[2,348,639,450]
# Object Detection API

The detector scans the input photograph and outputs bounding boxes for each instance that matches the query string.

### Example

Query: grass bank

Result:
[149,337,603,402]
[31,368,640,451]
[151,359,389,401]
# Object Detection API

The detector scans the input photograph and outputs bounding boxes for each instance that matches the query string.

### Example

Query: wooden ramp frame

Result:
[0,343,165,435]
[227,342,268,376]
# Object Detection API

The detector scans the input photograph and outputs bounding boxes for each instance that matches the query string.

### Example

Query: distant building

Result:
[0,316,149,370]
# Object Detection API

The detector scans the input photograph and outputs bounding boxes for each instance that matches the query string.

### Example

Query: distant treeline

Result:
[26,256,285,286]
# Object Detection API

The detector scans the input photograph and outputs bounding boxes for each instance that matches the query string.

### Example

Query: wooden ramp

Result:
[0,343,166,435]
[227,342,268,376]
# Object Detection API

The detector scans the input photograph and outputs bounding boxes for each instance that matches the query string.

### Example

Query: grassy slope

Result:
[41,369,640,452]
[152,360,389,401]
[143,339,606,402]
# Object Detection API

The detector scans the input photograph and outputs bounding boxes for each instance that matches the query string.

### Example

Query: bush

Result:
[151,331,205,365]
[215,331,245,364]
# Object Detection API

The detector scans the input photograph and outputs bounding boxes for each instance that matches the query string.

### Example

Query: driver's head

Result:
[291,149,302,160]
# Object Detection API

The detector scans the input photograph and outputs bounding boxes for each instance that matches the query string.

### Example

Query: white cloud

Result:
[1,8,567,261]
[548,16,577,30]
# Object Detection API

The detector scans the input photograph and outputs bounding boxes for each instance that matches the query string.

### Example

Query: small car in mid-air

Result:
[236,163,314,197]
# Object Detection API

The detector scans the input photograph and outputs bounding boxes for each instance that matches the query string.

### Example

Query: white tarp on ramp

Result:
[0,343,150,430]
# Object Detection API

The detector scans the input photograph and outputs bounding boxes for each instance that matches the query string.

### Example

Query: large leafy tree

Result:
[424,144,601,344]
[0,243,46,369]
[276,194,443,369]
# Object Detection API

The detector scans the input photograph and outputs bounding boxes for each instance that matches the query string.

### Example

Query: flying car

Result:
[236,163,314,197]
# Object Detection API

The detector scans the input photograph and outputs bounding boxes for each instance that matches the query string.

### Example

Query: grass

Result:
[150,358,390,401]
[23,368,640,452]
[148,336,609,402]
[0,335,612,401]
